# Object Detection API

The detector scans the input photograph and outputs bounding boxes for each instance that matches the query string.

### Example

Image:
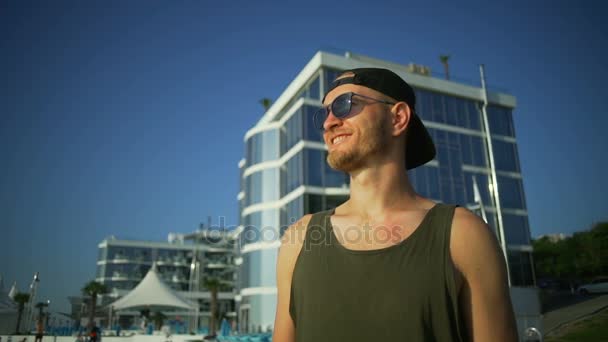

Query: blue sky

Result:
[1,0,606,312]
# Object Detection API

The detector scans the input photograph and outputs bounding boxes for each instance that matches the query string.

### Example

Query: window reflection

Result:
[498,176,526,209]
[246,129,279,167]
[508,251,535,286]
[504,214,531,245]
[245,168,280,206]
[488,105,515,137]
[492,139,520,172]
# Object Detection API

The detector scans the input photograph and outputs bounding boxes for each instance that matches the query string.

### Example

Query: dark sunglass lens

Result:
[332,93,352,118]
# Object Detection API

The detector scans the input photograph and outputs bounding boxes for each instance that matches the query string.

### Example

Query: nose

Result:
[323,111,343,131]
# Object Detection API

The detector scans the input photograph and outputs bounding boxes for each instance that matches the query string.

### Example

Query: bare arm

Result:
[451,207,518,342]
[272,215,312,342]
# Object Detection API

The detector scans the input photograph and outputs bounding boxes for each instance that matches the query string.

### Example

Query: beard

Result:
[326,118,390,172]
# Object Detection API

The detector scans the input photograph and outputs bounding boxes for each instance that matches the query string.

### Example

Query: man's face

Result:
[322,83,393,172]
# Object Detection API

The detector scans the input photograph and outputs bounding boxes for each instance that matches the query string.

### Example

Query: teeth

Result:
[332,135,348,144]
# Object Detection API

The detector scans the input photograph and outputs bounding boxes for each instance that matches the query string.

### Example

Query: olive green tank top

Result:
[289,203,466,342]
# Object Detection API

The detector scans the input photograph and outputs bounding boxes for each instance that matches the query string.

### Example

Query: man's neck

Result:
[345,160,421,220]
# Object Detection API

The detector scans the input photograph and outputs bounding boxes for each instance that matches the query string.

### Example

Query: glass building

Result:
[237,51,540,337]
[95,229,238,331]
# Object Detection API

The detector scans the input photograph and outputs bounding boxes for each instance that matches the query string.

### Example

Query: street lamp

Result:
[45,300,51,329]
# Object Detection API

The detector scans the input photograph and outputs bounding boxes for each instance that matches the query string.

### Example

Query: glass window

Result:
[414,89,432,121]
[445,96,461,126]
[503,214,531,245]
[463,172,494,207]
[242,209,279,245]
[284,109,303,152]
[308,74,320,100]
[470,136,487,167]
[107,246,128,260]
[245,168,280,206]
[106,263,149,279]
[431,93,446,123]
[98,247,107,261]
[415,90,480,130]
[453,184,466,206]
[498,176,526,209]
[305,149,323,187]
[428,166,441,200]
[492,139,520,172]
[467,102,481,130]
[460,134,472,165]
[409,165,428,198]
[285,151,303,195]
[303,105,323,142]
[96,265,106,278]
[242,212,260,246]
[246,129,280,167]
[254,249,277,288]
[508,251,535,287]
[487,105,515,137]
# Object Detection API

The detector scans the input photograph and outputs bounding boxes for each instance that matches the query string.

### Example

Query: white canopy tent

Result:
[110,263,196,311]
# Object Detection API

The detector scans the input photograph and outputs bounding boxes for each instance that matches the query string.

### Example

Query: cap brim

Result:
[405,113,436,170]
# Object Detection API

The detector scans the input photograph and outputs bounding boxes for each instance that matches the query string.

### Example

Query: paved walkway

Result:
[543,294,608,335]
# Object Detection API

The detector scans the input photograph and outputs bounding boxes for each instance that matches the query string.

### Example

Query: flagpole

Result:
[479,65,510,286]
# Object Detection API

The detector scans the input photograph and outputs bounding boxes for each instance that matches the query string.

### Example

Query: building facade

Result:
[237,51,539,336]
[95,228,238,331]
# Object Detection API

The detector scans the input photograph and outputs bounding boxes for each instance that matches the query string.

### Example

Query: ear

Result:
[391,102,411,137]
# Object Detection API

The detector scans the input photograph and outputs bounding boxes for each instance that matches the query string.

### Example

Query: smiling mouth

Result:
[332,135,350,145]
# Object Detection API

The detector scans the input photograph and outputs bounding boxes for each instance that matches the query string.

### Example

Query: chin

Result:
[327,151,362,172]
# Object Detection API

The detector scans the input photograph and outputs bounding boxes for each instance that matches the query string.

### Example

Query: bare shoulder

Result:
[277,214,314,269]
[280,214,313,249]
[449,208,518,341]
[450,207,504,275]
[274,214,314,342]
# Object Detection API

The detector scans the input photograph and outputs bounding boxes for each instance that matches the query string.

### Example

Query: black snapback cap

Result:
[324,67,436,170]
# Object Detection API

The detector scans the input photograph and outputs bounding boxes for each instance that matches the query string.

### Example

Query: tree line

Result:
[533,222,608,281]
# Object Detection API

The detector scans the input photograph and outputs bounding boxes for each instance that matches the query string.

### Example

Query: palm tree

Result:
[259,98,273,111]
[203,277,229,337]
[439,55,450,80]
[82,281,108,331]
[35,301,49,327]
[13,292,30,334]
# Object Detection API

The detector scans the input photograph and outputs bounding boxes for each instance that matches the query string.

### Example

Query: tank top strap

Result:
[303,209,334,251]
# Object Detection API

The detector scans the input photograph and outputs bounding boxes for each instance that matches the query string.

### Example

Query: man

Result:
[273,68,518,341]
[35,319,44,342]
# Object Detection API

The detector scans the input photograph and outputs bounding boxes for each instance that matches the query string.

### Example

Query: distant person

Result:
[273,68,518,341]
[89,327,98,342]
[34,320,44,342]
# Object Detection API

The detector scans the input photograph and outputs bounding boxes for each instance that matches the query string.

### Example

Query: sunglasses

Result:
[313,92,396,130]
